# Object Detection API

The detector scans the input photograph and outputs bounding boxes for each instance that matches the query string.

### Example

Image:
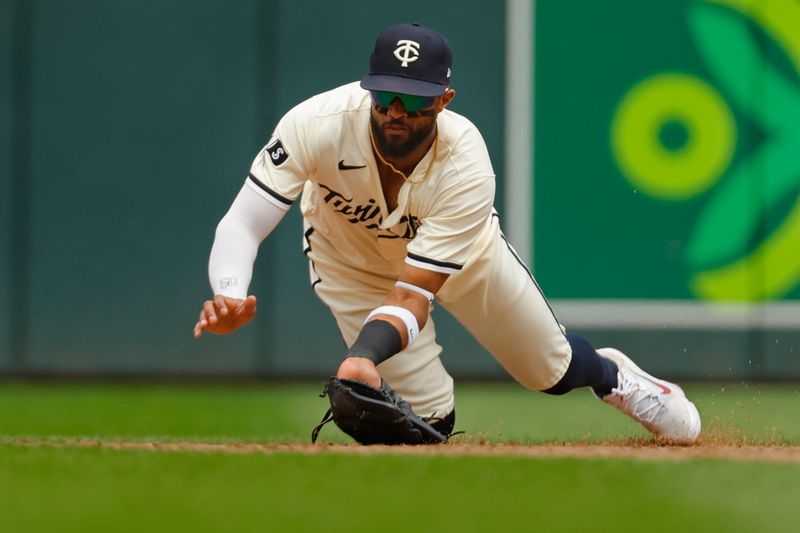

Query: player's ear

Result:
[437,89,456,112]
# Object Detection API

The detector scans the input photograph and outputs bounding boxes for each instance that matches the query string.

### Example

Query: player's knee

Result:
[520,339,572,393]
[500,338,573,393]
[515,352,573,392]
[430,409,456,437]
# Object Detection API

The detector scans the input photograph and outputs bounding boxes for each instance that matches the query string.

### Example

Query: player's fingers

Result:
[202,300,218,324]
[213,294,229,316]
[193,322,203,338]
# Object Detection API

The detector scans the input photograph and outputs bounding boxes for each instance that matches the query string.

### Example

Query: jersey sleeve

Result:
[246,101,318,210]
[405,175,495,274]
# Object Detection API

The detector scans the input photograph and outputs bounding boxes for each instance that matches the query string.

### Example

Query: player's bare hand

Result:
[193,295,257,338]
[336,357,381,388]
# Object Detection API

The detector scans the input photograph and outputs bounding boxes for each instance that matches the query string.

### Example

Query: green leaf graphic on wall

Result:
[610,0,800,301]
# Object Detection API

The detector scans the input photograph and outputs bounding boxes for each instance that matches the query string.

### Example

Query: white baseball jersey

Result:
[247,81,496,279]
[240,82,571,416]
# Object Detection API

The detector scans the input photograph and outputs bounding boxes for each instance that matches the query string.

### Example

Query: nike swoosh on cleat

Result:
[338,160,366,170]
[643,375,672,395]
[655,382,672,394]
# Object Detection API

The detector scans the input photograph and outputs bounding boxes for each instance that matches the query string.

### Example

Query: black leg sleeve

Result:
[543,333,618,397]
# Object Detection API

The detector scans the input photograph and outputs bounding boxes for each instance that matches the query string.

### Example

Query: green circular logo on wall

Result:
[612,73,735,200]
[610,0,800,301]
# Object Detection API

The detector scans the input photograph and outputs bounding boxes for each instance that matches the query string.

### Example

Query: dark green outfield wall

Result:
[0,0,507,377]
[2,1,798,380]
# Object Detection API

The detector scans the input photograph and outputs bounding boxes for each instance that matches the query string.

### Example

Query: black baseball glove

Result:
[310,377,449,445]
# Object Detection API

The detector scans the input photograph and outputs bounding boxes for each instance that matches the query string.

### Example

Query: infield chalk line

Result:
[3,437,800,463]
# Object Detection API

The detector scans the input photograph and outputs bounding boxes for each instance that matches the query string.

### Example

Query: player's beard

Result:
[370,115,436,159]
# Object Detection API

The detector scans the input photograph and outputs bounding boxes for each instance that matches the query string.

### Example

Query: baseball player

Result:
[194,23,701,444]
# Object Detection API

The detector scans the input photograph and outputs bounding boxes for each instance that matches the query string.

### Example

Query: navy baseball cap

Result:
[360,23,452,97]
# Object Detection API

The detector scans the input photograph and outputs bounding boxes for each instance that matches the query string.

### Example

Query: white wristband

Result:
[395,281,434,303]
[366,305,420,346]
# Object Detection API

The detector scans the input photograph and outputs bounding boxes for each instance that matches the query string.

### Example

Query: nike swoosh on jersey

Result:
[338,160,367,170]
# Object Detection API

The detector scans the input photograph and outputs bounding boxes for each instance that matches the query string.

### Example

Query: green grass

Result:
[1,381,799,532]
[0,381,798,444]
[3,447,799,532]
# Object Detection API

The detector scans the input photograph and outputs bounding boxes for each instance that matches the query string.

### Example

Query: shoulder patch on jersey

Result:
[266,139,289,167]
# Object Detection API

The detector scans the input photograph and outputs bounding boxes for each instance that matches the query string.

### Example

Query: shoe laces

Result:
[608,370,666,424]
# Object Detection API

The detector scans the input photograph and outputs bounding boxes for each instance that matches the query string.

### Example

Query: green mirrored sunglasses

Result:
[370,91,436,112]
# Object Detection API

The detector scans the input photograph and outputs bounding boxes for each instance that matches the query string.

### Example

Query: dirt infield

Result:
[4,436,800,463]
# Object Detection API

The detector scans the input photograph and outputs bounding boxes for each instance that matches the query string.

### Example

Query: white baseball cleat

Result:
[596,347,701,444]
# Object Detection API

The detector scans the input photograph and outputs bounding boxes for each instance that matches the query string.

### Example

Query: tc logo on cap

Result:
[393,40,420,67]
